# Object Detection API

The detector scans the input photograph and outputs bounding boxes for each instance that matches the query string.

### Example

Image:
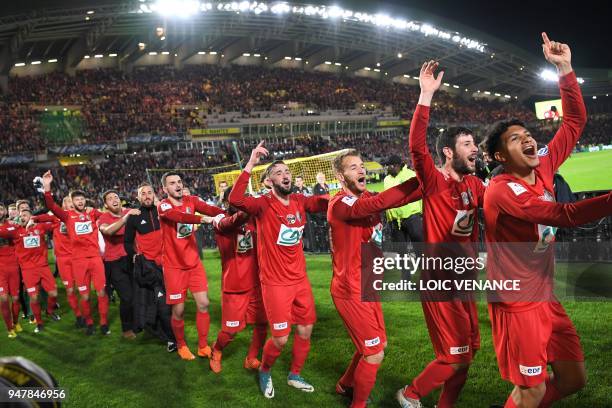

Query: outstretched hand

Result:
[246,140,269,172]
[541,32,572,75]
[41,170,53,193]
[419,60,444,94]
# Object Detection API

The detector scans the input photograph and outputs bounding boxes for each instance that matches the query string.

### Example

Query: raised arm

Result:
[31,213,59,224]
[410,61,445,194]
[193,197,224,217]
[332,178,421,221]
[213,211,250,234]
[539,32,586,174]
[158,202,207,224]
[99,209,141,236]
[495,184,611,228]
[228,141,269,216]
[303,194,329,214]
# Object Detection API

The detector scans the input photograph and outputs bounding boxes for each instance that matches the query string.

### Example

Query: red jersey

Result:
[483,71,608,311]
[32,214,72,258]
[97,209,129,262]
[409,104,485,245]
[213,211,259,293]
[44,192,103,259]
[328,179,422,300]
[229,170,328,286]
[0,220,18,266]
[0,223,55,269]
[157,194,223,269]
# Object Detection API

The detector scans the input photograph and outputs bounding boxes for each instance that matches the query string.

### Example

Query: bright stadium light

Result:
[109,53,117,57]
[295,57,302,61]
[577,77,585,84]
[149,51,158,55]
[539,69,558,82]
[48,59,58,63]
[161,51,170,55]
[14,62,26,67]
[243,53,251,56]
[31,60,42,65]
[152,0,200,17]
[94,54,103,58]
[84,55,90,59]
[209,51,217,55]
[324,61,332,65]
[198,51,207,55]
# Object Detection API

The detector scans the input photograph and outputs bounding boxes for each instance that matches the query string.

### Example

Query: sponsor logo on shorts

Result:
[27,287,36,293]
[273,322,288,330]
[519,365,542,376]
[226,321,240,328]
[169,293,182,300]
[78,285,87,291]
[450,345,470,355]
[364,337,381,347]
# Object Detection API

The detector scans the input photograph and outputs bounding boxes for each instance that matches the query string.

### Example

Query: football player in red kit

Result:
[0,203,22,338]
[157,172,224,361]
[328,149,422,408]
[483,33,612,408]
[398,60,485,408]
[229,141,328,399]
[0,209,59,333]
[209,186,267,374]
[41,170,109,336]
[32,197,84,327]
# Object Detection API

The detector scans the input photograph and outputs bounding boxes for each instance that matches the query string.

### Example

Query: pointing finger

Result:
[541,32,551,46]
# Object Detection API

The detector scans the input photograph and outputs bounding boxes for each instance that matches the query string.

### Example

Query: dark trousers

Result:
[389,214,424,246]
[104,257,135,332]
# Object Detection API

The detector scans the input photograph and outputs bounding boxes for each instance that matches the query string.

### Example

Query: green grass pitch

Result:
[1,251,611,407]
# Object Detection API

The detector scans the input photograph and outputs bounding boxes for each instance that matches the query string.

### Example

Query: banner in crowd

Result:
[189,128,241,137]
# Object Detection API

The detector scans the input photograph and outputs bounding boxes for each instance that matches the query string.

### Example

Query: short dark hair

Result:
[222,185,233,202]
[102,190,120,203]
[161,171,182,186]
[436,126,474,162]
[484,119,526,158]
[69,190,86,200]
[264,160,286,179]
[333,149,361,173]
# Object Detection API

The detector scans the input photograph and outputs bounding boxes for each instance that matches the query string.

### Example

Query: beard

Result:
[272,182,292,196]
[451,156,473,175]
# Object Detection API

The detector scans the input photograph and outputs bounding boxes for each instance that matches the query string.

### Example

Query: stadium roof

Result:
[0,1,609,98]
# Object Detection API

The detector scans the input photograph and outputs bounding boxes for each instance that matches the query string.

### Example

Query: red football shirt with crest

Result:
[0,223,56,269]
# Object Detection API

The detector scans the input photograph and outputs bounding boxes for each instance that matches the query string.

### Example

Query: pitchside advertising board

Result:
[534,98,564,120]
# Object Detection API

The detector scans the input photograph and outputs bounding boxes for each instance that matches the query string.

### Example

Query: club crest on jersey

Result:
[286,214,297,224]
[176,223,194,239]
[461,189,473,207]
[237,231,254,253]
[451,209,475,237]
[79,214,85,221]
[277,224,304,247]
[186,207,192,214]
[59,222,67,234]
[296,211,302,223]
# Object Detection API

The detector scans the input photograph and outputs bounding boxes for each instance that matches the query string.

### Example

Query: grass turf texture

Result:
[1,251,611,407]
[368,149,612,193]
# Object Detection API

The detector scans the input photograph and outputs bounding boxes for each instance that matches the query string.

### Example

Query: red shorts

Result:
[489,302,583,388]
[221,286,267,333]
[56,256,76,288]
[333,296,386,356]
[72,257,106,295]
[0,261,20,297]
[163,263,208,305]
[422,300,480,364]
[22,266,57,296]
[261,279,317,337]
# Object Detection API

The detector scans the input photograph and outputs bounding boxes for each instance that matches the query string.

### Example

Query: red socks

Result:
[438,366,469,407]
[30,301,42,325]
[352,358,380,408]
[290,335,311,375]
[67,293,81,317]
[261,338,283,372]
[196,311,210,348]
[404,360,456,400]
[340,351,362,388]
[247,324,267,359]
[504,394,518,408]
[80,298,93,325]
[97,295,109,325]
[214,331,234,351]
[47,296,57,314]
[171,318,186,348]
[11,301,20,324]
[539,379,562,408]
[1,301,13,331]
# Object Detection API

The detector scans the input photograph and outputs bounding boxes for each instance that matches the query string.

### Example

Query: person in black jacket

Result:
[123,182,176,352]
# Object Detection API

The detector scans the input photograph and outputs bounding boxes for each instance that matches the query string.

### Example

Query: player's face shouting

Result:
[269,164,292,196]
[62,198,74,211]
[164,175,184,200]
[19,210,31,226]
[104,193,122,213]
[339,155,367,194]
[451,134,479,175]
[138,185,155,207]
[72,196,87,211]
[500,125,539,170]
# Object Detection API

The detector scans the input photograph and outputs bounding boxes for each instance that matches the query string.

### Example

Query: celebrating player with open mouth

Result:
[397,59,486,408]
[328,149,421,408]
[483,32,612,408]
[229,141,328,399]
[157,172,224,361]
